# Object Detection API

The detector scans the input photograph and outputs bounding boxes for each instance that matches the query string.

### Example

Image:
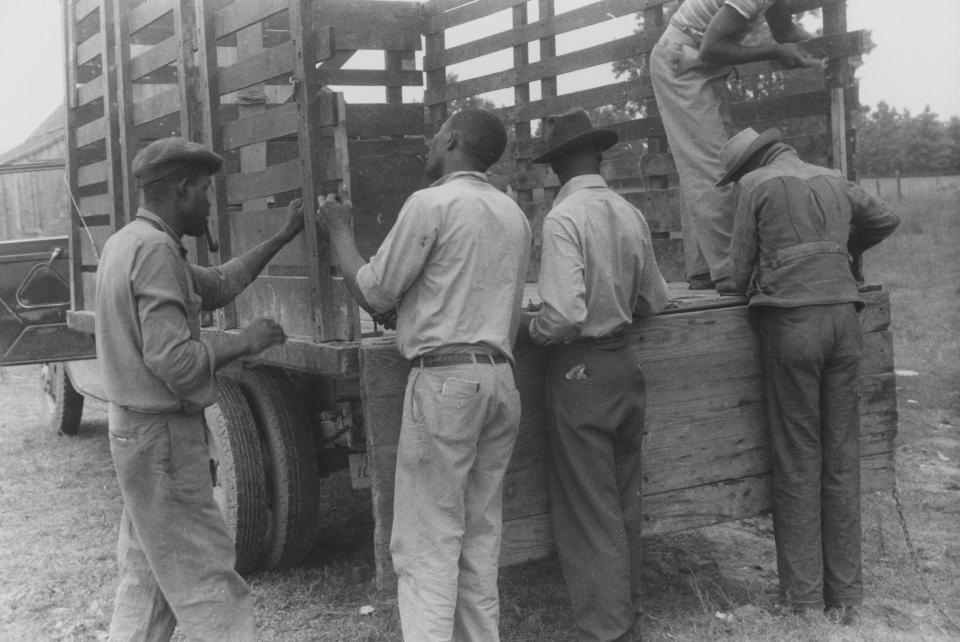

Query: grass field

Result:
[0,175,958,641]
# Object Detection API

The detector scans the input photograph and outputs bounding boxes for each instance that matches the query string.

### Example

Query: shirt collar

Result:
[429,170,489,188]
[136,207,187,258]
[553,174,608,206]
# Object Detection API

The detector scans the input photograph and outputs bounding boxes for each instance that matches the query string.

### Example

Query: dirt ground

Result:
[1,176,958,641]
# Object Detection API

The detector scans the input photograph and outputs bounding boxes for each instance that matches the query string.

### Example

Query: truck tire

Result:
[228,367,321,570]
[41,363,84,435]
[204,376,269,575]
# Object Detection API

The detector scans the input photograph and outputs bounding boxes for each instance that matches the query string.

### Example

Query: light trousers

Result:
[650,24,738,280]
[107,405,254,642]
[390,361,521,642]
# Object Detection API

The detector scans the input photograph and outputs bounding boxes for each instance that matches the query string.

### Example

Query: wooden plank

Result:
[78,193,113,217]
[129,34,178,81]
[497,80,638,128]
[345,103,424,138]
[233,276,314,338]
[77,76,105,105]
[76,32,101,66]
[78,224,112,265]
[201,328,360,378]
[131,86,180,125]
[218,41,293,96]
[425,0,640,69]
[213,0,288,39]
[224,159,302,203]
[228,208,308,266]
[621,188,683,234]
[327,28,422,53]
[76,118,106,148]
[76,0,100,22]
[426,0,525,32]
[317,68,423,88]
[77,160,108,188]
[128,0,172,34]
[64,0,84,309]
[222,103,298,150]
[425,33,651,105]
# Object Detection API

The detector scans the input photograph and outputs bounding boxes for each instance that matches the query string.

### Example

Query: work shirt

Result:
[723,144,900,308]
[671,0,774,43]
[95,208,255,413]
[529,174,668,344]
[356,171,531,362]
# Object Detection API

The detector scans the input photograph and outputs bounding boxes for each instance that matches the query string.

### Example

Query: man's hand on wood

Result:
[240,318,287,354]
[316,193,354,235]
[280,197,305,242]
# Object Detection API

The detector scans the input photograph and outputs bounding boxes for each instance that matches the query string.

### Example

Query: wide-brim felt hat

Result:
[717,127,782,186]
[531,108,619,164]
[132,137,224,186]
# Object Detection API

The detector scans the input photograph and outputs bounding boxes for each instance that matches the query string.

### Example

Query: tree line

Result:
[855,103,960,177]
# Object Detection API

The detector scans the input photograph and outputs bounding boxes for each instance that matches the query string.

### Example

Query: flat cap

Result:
[132,137,223,186]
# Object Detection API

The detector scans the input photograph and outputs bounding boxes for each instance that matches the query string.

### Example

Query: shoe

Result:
[688,273,715,290]
[824,605,860,626]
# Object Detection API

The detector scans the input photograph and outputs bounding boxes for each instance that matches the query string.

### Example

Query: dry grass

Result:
[1,175,958,641]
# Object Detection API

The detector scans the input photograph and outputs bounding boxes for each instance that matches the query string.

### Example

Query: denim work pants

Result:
[545,338,645,642]
[390,361,521,642]
[754,303,864,608]
[107,405,254,642]
[650,24,738,280]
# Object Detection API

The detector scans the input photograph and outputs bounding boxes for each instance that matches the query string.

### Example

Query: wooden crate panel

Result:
[228,208,308,266]
[225,159,301,203]
[218,42,293,96]
[214,0,288,39]
[132,87,180,126]
[128,0,173,34]
[233,276,313,338]
[130,36,178,81]
[222,103,298,150]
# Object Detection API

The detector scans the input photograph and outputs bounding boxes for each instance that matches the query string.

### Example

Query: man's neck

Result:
[141,201,183,237]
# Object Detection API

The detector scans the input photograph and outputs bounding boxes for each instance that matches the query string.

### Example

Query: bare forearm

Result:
[212,334,255,371]
[235,231,295,279]
[328,228,377,315]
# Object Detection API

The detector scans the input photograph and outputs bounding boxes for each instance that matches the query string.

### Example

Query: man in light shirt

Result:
[526,109,668,642]
[315,109,531,641]
[95,137,304,640]
[649,0,821,289]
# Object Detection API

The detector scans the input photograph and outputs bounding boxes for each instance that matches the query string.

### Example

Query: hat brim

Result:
[716,128,782,186]
[531,129,619,164]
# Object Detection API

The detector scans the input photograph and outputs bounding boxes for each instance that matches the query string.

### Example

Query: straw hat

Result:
[716,127,782,186]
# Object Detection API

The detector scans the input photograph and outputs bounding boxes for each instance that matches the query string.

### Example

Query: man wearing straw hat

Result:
[649,0,822,290]
[714,127,899,624]
[526,108,668,641]
[96,137,305,641]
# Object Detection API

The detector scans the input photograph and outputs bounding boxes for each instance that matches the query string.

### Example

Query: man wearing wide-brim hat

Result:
[715,127,900,625]
[525,108,668,641]
[95,137,305,640]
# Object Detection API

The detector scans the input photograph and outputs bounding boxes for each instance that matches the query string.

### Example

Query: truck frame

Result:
[2,0,894,586]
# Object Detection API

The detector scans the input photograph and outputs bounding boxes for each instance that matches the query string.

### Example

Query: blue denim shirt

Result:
[721,144,900,308]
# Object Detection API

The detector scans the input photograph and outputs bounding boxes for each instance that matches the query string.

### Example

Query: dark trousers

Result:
[753,303,864,609]
[545,337,645,642]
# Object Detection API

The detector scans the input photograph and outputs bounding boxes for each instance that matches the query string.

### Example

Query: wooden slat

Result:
[78,193,113,216]
[317,68,423,87]
[218,41,293,96]
[201,328,360,377]
[426,0,524,32]
[76,118,106,147]
[132,86,180,125]
[224,159,301,203]
[77,160,108,187]
[233,276,314,338]
[128,0,172,34]
[425,0,639,69]
[214,0,288,39]
[222,102,298,151]
[329,28,422,52]
[620,188,683,234]
[76,33,102,66]
[129,35,178,80]
[345,103,424,138]
[228,208,308,265]
[77,76,105,105]
[75,0,100,22]
[426,33,651,105]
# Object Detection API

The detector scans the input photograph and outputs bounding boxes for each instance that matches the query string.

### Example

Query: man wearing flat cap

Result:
[526,108,668,641]
[714,128,899,625]
[95,137,305,640]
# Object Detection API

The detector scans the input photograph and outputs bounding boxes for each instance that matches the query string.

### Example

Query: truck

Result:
[0,0,895,586]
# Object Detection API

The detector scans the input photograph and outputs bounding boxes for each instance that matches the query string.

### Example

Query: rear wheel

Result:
[204,376,269,574]
[228,367,321,570]
[40,363,83,435]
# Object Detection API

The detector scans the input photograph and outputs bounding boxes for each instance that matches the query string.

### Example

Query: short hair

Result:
[141,165,210,204]
[448,109,507,171]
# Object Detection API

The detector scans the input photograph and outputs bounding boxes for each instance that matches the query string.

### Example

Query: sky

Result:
[0,0,958,156]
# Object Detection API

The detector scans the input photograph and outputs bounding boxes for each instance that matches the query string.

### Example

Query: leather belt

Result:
[413,352,508,368]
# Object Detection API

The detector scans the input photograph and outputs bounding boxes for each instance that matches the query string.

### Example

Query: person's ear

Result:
[175,176,193,199]
[445,128,459,151]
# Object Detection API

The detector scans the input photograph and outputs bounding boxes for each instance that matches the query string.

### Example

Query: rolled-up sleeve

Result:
[133,244,216,406]
[356,193,437,313]
[189,258,255,311]
[530,216,586,344]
